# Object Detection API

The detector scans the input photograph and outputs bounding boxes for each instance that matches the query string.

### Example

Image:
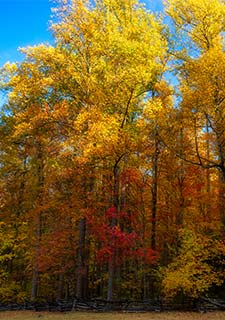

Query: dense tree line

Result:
[0,0,225,303]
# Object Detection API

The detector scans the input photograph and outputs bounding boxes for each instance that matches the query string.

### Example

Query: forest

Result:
[0,0,225,305]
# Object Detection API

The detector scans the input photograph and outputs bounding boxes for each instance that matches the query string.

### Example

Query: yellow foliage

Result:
[165,0,225,49]
[73,107,125,161]
[163,229,225,298]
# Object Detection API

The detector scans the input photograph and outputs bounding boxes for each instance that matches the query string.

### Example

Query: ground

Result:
[0,311,225,320]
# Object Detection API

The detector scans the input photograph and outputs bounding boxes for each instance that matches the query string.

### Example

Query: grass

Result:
[0,311,225,320]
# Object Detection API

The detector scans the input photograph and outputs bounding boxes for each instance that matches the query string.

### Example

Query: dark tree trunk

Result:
[219,169,225,229]
[31,144,44,300]
[107,161,120,302]
[151,137,159,250]
[76,217,87,299]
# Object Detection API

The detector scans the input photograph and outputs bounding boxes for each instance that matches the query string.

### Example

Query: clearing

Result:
[0,311,225,320]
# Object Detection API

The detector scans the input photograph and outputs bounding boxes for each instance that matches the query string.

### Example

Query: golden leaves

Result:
[165,0,225,49]
[162,230,225,298]
[73,107,125,162]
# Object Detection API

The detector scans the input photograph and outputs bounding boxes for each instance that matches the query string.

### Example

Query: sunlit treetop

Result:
[165,0,225,50]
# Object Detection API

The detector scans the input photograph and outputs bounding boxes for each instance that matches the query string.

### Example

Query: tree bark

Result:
[31,142,44,300]
[107,161,120,302]
[219,169,225,229]
[76,217,87,299]
[151,136,159,250]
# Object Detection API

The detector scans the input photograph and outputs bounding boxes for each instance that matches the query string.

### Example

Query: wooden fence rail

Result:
[0,297,225,312]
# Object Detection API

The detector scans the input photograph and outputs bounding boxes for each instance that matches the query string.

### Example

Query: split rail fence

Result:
[0,297,225,313]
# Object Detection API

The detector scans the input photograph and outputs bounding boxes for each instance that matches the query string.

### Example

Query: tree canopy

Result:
[0,0,225,303]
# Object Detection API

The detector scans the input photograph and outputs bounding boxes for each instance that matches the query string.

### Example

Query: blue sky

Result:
[0,0,54,67]
[0,0,163,67]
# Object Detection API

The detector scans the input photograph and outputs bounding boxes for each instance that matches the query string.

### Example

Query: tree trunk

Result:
[151,137,159,250]
[76,217,87,299]
[31,143,44,300]
[57,274,64,301]
[107,161,120,302]
[219,169,225,229]
[31,205,42,300]
[205,120,211,218]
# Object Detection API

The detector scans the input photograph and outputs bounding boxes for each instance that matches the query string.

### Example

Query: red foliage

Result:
[87,206,158,266]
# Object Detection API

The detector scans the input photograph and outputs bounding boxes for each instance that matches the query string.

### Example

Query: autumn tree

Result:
[161,0,225,298]
[0,0,169,302]
[163,228,225,299]
[51,0,168,300]
[165,0,225,219]
[1,0,224,305]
